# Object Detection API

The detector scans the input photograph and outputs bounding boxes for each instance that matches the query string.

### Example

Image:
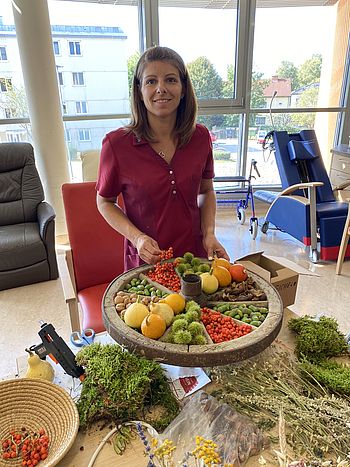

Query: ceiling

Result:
[57,0,338,8]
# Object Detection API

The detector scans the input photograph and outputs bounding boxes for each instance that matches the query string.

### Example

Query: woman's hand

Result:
[203,233,230,261]
[135,234,163,264]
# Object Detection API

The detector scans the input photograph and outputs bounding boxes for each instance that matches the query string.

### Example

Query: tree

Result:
[276,61,299,91]
[222,64,239,128]
[0,84,32,139]
[251,71,269,109]
[297,54,322,88]
[127,51,140,93]
[187,57,224,129]
[291,86,319,129]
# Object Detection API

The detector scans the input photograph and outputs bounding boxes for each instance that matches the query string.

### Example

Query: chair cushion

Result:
[254,190,279,204]
[316,201,349,219]
[78,282,110,333]
[0,223,47,272]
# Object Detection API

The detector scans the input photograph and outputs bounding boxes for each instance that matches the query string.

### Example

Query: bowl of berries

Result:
[0,378,79,466]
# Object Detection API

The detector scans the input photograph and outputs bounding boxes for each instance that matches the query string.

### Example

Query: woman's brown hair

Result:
[126,46,197,147]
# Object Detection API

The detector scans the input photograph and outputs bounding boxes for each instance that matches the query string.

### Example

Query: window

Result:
[72,72,84,86]
[0,46,7,61]
[75,101,87,114]
[62,103,67,114]
[6,132,22,142]
[78,129,91,141]
[0,78,12,92]
[69,41,81,56]
[65,129,71,142]
[58,72,63,86]
[4,108,13,118]
[53,41,60,55]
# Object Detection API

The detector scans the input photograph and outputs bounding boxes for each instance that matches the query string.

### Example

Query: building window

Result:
[75,101,87,114]
[58,72,63,86]
[69,41,81,56]
[62,103,67,114]
[4,108,13,118]
[72,72,84,86]
[53,41,60,55]
[78,129,91,141]
[0,78,12,92]
[6,132,22,142]
[0,47,7,61]
[65,129,71,142]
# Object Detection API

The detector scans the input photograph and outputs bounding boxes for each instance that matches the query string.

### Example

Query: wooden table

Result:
[53,308,297,467]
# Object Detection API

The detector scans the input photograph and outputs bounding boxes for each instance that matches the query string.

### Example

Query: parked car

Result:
[209,131,218,142]
[256,130,266,144]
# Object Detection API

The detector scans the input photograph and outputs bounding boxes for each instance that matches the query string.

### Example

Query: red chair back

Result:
[62,182,124,292]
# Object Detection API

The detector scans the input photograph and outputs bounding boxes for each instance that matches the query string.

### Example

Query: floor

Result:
[1,203,349,379]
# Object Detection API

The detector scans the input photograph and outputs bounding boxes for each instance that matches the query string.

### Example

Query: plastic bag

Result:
[159,390,269,466]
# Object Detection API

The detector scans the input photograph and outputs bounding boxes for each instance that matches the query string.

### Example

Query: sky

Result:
[3,1,337,80]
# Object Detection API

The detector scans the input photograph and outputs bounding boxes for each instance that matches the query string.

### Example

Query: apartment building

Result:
[0,16,130,154]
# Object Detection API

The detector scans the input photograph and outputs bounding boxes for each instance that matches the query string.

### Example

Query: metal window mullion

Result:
[139,0,159,52]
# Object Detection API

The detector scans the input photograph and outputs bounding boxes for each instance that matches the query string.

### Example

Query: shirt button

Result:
[171,180,175,185]
[172,190,177,194]
[169,170,173,174]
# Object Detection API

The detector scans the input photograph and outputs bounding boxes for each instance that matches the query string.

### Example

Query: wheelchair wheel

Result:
[237,207,246,225]
[261,221,269,234]
[250,218,258,240]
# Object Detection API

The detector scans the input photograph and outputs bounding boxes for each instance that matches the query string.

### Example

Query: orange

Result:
[212,265,232,287]
[160,293,185,314]
[214,257,232,271]
[229,263,248,282]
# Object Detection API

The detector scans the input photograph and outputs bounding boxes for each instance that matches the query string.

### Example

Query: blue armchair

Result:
[255,130,350,262]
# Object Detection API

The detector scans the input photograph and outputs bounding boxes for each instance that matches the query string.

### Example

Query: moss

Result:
[76,343,179,431]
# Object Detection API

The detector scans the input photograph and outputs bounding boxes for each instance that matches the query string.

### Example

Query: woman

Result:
[96,45,229,270]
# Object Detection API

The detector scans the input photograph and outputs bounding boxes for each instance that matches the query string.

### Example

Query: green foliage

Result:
[187,56,224,129]
[276,61,299,91]
[297,54,322,88]
[76,343,179,431]
[300,359,350,396]
[288,315,348,362]
[127,51,140,93]
[213,150,231,161]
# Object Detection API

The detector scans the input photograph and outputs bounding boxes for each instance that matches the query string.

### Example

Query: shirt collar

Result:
[132,134,147,146]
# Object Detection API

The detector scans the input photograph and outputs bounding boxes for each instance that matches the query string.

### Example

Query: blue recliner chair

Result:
[255,130,350,262]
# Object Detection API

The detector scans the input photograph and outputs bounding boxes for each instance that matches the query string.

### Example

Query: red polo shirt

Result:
[96,124,215,270]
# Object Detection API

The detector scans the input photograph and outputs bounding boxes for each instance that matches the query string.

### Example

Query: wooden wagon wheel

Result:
[102,264,283,367]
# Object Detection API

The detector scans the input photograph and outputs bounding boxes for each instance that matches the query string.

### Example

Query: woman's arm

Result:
[96,194,162,264]
[198,179,230,260]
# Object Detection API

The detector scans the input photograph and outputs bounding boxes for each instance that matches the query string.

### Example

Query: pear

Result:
[25,348,55,382]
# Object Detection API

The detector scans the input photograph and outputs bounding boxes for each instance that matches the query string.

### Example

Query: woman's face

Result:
[139,60,184,120]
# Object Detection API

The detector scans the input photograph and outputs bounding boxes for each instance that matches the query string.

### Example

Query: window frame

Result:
[72,72,85,86]
[0,46,7,61]
[78,129,91,141]
[68,41,82,56]
[75,101,88,114]
[53,41,60,55]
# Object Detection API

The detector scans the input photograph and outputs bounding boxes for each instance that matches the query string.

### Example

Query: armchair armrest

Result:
[279,181,324,197]
[37,201,55,241]
[57,249,82,333]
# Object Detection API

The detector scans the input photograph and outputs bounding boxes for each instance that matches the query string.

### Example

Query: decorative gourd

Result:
[124,300,149,328]
[25,348,55,382]
[149,302,174,327]
[141,313,166,339]
[200,270,219,294]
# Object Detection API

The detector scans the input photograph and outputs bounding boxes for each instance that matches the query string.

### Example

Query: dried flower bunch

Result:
[210,346,350,462]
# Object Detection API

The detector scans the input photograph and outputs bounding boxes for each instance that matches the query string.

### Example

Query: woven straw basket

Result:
[0,378,79,466]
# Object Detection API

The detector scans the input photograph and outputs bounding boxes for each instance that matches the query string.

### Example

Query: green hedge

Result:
[213,150,231,161]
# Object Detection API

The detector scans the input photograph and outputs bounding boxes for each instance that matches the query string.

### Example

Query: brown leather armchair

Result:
[0,142,58,291]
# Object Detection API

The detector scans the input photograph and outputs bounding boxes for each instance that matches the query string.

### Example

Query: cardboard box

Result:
[236,251,299,308]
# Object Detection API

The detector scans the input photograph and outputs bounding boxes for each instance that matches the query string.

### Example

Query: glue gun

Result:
[30,321,85,380]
